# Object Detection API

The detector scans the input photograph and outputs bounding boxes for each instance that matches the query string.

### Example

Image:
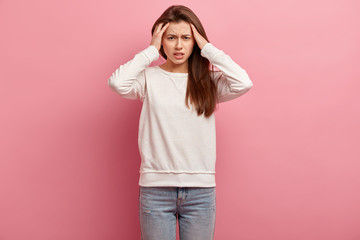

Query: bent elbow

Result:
[230,80,253,93]
[108,77,120,92]
[245,80,253,90]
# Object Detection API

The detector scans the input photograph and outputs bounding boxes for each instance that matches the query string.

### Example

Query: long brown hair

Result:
[151,5,221,118]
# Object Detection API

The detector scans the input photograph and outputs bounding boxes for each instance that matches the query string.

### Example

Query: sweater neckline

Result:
[155,65,188,77]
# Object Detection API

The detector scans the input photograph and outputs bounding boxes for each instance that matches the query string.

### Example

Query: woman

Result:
[108,5,253,240]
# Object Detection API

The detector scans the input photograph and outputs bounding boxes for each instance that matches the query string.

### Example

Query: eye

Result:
[168,37,174,40]
[184,37,190,40]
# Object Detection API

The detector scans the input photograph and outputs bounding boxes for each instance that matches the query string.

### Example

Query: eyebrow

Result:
[166,34,191,36]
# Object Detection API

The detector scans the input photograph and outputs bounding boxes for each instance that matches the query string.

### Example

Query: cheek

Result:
[161,43,172,58]
[162,43,170,53]
[186,42,195,53]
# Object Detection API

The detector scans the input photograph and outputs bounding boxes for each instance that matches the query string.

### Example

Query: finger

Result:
[155,23,164,33]
[155,23,163,33]
[190,24,196,35]
[190,24,197,34]
[160,22,170,32]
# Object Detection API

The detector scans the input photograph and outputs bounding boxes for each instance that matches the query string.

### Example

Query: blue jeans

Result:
[139,186,216,240]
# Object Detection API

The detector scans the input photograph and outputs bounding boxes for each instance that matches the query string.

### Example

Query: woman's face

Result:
[161,20,195,66]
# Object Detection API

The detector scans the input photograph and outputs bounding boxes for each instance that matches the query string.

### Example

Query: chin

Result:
[172,57,188,63]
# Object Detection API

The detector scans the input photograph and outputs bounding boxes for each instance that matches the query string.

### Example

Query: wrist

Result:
[199,41,209,50]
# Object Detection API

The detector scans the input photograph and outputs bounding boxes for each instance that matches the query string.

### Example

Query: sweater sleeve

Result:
[200,43,253,103]
[107,45,160,101]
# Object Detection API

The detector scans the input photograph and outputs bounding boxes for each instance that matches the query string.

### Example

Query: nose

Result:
[175,39,183,49]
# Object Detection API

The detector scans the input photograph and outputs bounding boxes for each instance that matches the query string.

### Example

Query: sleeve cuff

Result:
[200,42,221,59]
[142,45,160,63]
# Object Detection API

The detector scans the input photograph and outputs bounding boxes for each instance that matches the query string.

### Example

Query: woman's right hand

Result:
[150,22,170,51]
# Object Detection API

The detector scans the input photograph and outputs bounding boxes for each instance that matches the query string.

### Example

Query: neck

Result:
[161,60,188,73]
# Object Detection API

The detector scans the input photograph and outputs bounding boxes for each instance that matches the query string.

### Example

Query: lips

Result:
[174,52,184,56]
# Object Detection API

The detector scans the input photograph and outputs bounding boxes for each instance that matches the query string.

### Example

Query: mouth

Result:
[174,52,184,59]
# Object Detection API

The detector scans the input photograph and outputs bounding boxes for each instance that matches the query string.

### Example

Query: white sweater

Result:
[108,43,253,187]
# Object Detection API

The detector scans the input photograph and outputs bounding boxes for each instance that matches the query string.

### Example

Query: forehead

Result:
[165,21,192,35]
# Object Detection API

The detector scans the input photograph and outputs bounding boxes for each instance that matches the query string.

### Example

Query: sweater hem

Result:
[139,172,216,187]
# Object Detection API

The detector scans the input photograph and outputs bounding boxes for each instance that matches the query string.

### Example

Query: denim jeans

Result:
[139,186,216,240]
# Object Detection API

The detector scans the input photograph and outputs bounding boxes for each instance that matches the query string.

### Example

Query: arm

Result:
[200,43,253,103]
[107,45,160,101]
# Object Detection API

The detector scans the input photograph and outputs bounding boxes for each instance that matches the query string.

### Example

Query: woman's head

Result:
[160,20,194,68]
[151,5,220,118]
[151,5,209,64]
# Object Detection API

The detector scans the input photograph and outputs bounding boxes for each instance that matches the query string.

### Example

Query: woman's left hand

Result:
[190,23,209,50]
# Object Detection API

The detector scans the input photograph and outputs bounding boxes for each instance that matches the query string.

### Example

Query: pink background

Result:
[1,0,359,239]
